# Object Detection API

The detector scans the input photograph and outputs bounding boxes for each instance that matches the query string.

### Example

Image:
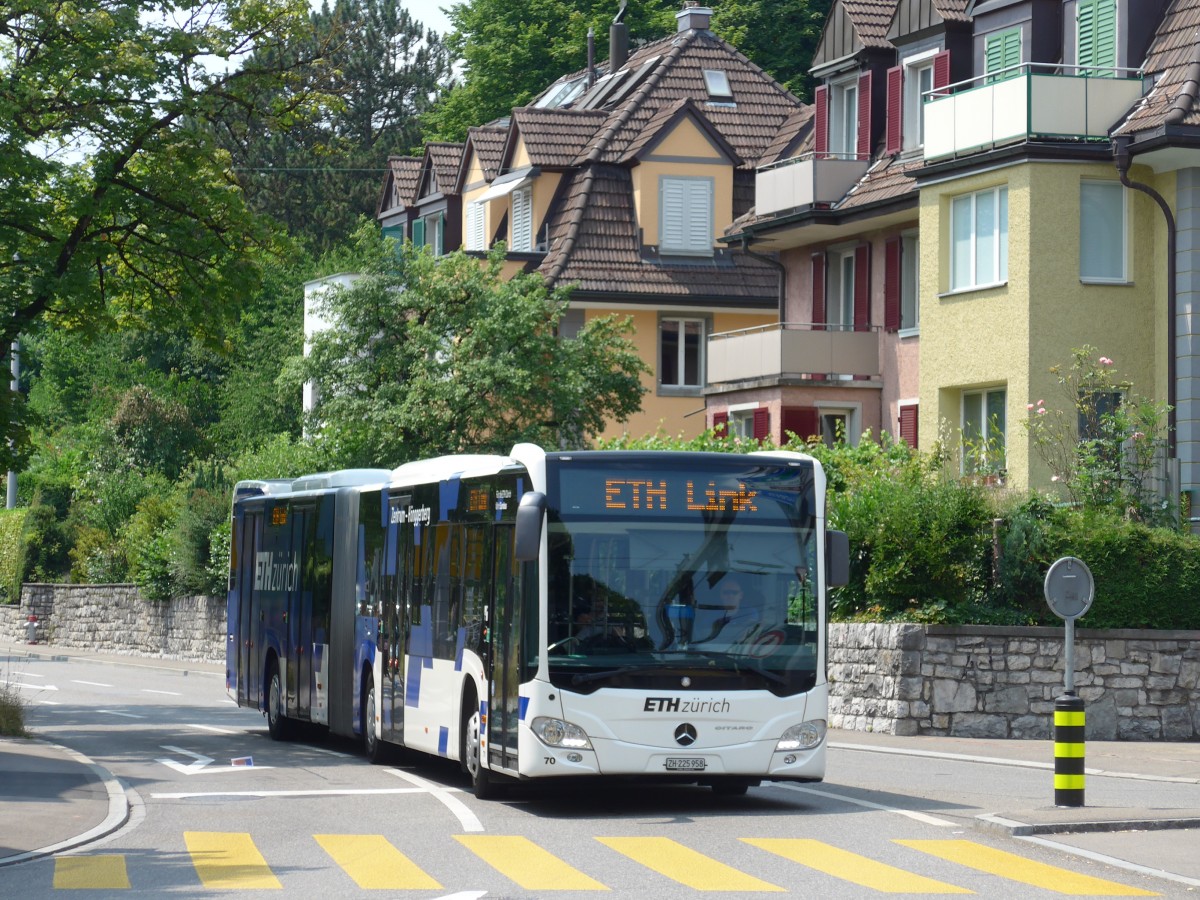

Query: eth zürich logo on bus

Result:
[674,723,698,746]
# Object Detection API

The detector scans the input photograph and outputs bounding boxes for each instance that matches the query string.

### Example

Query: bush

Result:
[0,508,27,603]
[19,500,72,584]
[0,681,27,737]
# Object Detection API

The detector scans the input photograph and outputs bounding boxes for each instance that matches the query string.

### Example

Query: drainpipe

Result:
[1113,135,1177,460]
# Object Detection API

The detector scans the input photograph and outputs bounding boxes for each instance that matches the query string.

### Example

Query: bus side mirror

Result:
[825,529,849,587]
[515,491,547,561]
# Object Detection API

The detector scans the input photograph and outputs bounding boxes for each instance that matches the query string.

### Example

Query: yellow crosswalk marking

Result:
[598,836,785,892]
[185,831,282,890]
[744,838,972,893]
[315,834,441,890]
[455,835,609,891]
[896,840,1159,896]
[53,855,130,890]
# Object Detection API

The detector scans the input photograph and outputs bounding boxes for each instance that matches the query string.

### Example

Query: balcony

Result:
[923,64,1145,162]
[707,323,881,386]
[754,153,871,217]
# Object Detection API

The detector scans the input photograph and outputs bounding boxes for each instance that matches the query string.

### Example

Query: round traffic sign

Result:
[1044,556,1095,620]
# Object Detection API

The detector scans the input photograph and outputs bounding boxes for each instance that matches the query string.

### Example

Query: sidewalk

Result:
[2,641,1199,880]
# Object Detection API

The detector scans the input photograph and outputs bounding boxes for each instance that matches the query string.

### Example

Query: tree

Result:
[0,0,325,469]
[296,227,648,467]
[425,0,828,142]
[212,0,453,252]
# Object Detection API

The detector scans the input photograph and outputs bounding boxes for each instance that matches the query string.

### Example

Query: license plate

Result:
[665,757,706,771]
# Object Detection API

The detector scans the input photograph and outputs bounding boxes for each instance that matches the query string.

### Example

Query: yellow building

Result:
[379,4,808,440]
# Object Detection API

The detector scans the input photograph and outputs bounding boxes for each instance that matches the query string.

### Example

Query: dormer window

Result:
[704,69,732,100]
[828,75,858,159]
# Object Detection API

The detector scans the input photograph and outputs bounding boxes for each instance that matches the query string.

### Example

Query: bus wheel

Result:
[266,661,292,741]
[464,706,499,799]
[363,673,387,764]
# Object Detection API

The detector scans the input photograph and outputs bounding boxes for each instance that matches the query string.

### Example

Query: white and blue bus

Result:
[227,444,848,798]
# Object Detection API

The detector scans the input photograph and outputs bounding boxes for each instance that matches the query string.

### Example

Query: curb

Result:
[976,812,1200,837]
[0,741,130,868]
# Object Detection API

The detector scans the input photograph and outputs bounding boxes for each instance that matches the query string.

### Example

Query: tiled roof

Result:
[1114,0,1200,135]
[466,126,508,181]
[539,165,778,302]
[426,142,465,190]
[844,0,901,49]
[617,98,742,165]
[380,156,422,212]
[759,107,815,166]
[511,107,609,168]
[837,156,921,210]
[930,0,970,23]
[578,30,804,170]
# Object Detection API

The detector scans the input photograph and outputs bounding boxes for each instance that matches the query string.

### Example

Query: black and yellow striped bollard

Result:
[1054,693,1085,807]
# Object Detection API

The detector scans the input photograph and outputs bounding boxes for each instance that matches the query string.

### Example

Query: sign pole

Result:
[1044,556,1094,809]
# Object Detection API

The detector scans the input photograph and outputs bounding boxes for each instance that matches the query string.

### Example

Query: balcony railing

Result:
[707,323,881,385]
[754,153,871,217]
[923,63,1145,161]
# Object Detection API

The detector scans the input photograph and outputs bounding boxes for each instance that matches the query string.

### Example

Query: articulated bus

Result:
[227,444,848,798]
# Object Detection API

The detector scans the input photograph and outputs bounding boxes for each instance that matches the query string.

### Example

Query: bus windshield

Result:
[543,455,820,696]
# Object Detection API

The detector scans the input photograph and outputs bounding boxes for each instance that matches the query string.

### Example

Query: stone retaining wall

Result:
[828,623,1200,741]
[3,588,1197,740]
[0,584,224,663]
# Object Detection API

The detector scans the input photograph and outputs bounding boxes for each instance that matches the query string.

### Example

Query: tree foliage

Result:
[0,0,324,468]
[211,0,452,252]
[296,227,648,467]
[426,0,829,142]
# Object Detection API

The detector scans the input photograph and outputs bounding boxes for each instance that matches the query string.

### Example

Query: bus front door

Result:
[487,525,520,773]
[290,507,313,720]
[237,511,262,708]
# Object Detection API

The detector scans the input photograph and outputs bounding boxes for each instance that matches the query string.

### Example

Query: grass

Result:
[0,677,29,738]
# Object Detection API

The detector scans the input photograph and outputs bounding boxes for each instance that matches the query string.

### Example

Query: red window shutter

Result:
[899,404,919,447]
[752,407,770,441]
[811,251,826,330]
[814,85,828,158]
[884,236,901,332]
[782,407,819,445]
[856,70,872,160]
[712,411,729,438]
[886,66,903,155]
[933,50,951,95]
[853,243,870,332]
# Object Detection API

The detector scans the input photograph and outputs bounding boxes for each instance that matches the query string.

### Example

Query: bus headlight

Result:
[776,720,826,752]
[531,716,593,750]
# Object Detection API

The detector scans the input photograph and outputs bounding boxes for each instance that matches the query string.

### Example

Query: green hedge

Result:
[0,508,26,603]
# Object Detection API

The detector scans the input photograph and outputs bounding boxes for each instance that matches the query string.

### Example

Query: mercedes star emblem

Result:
[674,723,698,746]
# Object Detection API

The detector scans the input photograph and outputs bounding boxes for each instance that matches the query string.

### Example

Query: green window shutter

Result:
[985,30,1021,82]
[1078,0,1116,75]
[412,217,425,247]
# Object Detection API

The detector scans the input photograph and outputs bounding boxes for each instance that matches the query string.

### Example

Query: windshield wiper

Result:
[703,651,789,686]
[570,665,655,686]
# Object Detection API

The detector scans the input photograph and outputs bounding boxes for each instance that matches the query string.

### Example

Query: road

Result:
[2,652,1192,898]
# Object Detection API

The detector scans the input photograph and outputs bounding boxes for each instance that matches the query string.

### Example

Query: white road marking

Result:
[304,746,352,758]
[434,893,488,900]
[157,745,214,775]
[98,710,145,719]
[1019,834,1200,889]
[143,689,182,696]
[13,682,58,691]
[151,787,426,800]
[37,700,61,706]
[777,783,959,827]
[11,671,43,678]
[185,723,237,734]
[385,768,484,833]
[72,679,113,687]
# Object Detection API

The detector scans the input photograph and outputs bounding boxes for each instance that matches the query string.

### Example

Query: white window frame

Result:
[703,69,732,100]
[902,49,937,151]
[815,402,861,447]
[949,185,1008,293]
[727,402,758,439]
[829,74,859,159]
[1079,179,1127,283]
[961,387,1007,477]
[659,176,714,256]
[511,186,533,252]
[900,229,920,335]
[826,246,856,329]
[659,315,707,392]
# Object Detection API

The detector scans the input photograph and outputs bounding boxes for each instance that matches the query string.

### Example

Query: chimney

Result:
[676,2,712,32]
[610,1,628,73]
[588,27,596,88]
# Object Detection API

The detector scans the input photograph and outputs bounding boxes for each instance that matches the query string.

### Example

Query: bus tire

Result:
[463,702,499,800]
[362,672,389,765]
[265,659,292,741]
